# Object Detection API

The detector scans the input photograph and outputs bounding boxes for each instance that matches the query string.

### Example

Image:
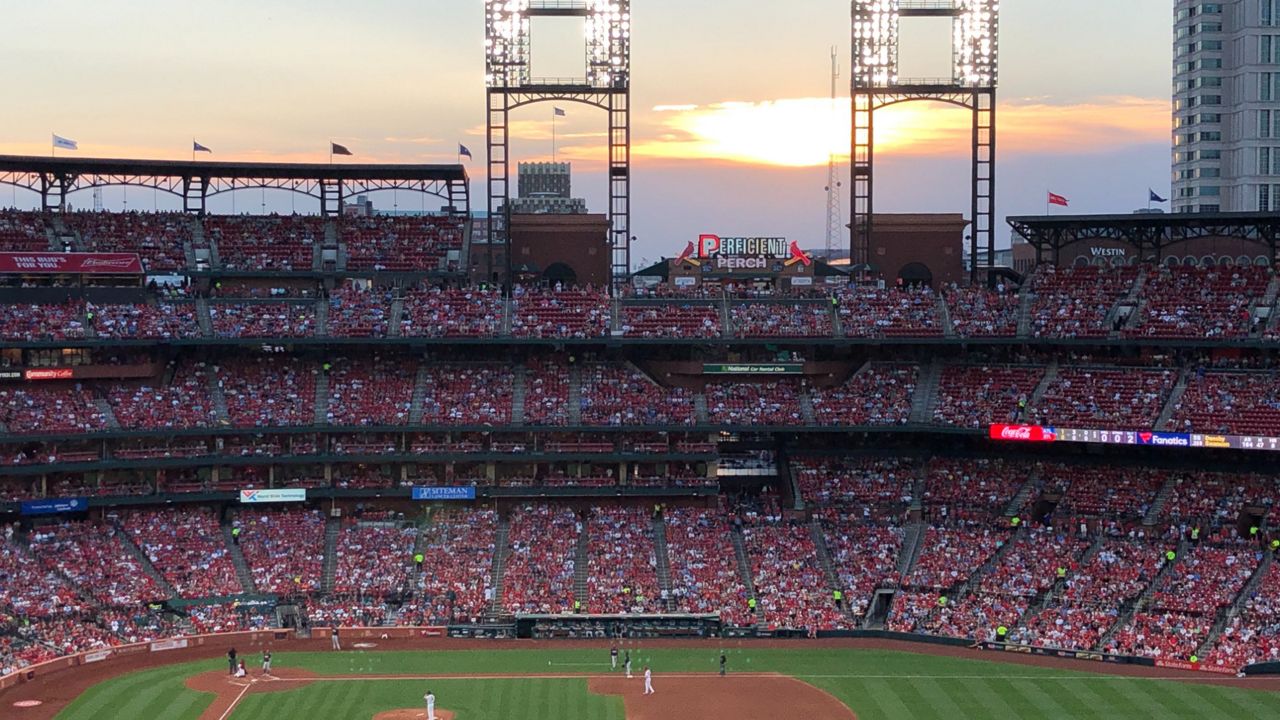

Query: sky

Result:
[0,0,1174,264]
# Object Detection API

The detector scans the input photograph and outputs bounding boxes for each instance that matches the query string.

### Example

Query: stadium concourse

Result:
[2,206,1280,702]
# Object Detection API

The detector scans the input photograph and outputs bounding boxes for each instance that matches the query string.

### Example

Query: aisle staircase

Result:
[651,514,675,611]
[730,527,763,625]
[574,521,590,609]
[321,517,341,595]
[489,518,510,614]
[113,525,177,599]
[221,525,258,594]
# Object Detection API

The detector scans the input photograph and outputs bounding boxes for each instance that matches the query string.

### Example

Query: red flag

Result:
[1047,192,1069,207]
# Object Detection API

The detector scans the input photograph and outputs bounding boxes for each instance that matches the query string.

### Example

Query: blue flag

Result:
[458,144,472,159]
[1149,189,1167,203]
[554,107,566,117]
[193,141,212,153]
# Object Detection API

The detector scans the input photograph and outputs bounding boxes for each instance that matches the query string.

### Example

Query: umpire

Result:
[227,648,237,675]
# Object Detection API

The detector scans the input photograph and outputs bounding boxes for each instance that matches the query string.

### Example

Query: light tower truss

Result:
[851,0,999,283]
[485,0,632,284]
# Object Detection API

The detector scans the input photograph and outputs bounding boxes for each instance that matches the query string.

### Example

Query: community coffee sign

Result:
[678,235,812,270]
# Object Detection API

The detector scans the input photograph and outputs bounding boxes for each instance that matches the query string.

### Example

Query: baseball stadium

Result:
[4,1,1280,718]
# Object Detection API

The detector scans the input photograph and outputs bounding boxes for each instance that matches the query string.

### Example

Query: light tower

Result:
[485,0,632,283]
[825,46,844,258]
[851,0,999,282]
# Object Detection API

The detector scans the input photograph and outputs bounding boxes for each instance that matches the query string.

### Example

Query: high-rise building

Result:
[1172,1,1280,211]
[1173,1,1280,212]
[510,162,587,214]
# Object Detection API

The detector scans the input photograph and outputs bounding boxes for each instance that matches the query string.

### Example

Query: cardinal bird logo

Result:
[677,240,701,266]
[784,241,813,267]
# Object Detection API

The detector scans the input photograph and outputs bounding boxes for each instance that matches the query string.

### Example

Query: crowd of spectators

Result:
[233,509,327,594]
[332,520,415,597]
[1169,371,1280,436]
[120,508,244,598]
[66,211,190,272]
[944,287,1021,337]
[501,504,580,614]
[731,302,832,337]
[579,363,696,426]
[419,364,513,425]
[205,215,318,272]
[810,364,916,426]
[837,286,942,337]
[931,365,1042,428]
[220,357,317,427]
[0,209,49,251]
[1027,264,1137,338]
[327,284,392,338]
[523,358,571,426]
[621,303,721,338]
[341,216,463,272]
[794,457,914,509]
[663,507,752,626]
[1031,367,1176,429]
[209,301,316,338]
[415,509,496,623]
[106,362,218,430]
[0,302,87,342]
[705,380,804,425]
[326,355,415,426]
[1126,266,1269,339]
[510,286,609,338]
[87,302,201,340]
[399,287,503,338]
[585,507,661,613]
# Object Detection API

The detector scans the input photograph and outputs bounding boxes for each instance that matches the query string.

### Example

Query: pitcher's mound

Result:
[372,709,455,720]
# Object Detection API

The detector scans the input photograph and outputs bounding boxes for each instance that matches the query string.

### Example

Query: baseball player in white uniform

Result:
[424,690,436,720]
[644,666,654,694]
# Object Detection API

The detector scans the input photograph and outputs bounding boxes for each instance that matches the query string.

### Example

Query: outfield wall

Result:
[0,626,1248,694]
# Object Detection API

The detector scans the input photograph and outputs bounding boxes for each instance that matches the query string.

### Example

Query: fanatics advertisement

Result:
[989,424,1280,453]
[0,252,144,275]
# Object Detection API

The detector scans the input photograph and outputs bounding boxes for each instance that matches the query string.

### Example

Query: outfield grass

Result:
[51,646,1280,720]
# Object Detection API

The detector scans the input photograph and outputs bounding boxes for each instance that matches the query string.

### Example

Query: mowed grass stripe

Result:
[1155,678,1280,720]
[1086,676,1162,718]
[57,663,211,720]
[912,677,990,719]
[1008,678,1084,718]
[966,678,1037,719]
[890,677,947,720]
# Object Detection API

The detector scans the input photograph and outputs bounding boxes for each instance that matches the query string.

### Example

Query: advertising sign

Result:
[702,363,804,375]
[987,424,1058,442]
[676,235,813,270]
[239,488,307,504]
[412,486,477,501]
[0,252,143,275]
[991,425,1280,454]
[20,497,88,516]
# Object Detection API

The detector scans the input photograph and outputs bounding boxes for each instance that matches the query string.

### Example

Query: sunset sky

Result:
[0,0,1173,264]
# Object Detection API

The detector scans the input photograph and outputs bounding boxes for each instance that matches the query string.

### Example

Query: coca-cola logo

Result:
[988,424,1057,443]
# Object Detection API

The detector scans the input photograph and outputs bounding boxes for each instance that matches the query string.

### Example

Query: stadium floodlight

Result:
[851,0,899,88]
[954,0,999,87]
[586,0,630,89]
[486,0,531,87]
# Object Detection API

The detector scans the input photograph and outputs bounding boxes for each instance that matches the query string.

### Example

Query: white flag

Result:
[52,134,78,150]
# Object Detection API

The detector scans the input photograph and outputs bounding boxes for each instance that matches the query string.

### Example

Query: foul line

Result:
[217,681,253,720]
[256,671,1262,683]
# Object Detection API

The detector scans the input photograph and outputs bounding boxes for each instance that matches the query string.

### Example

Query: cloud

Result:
[631,95,1169,168]
[383,136,441,145]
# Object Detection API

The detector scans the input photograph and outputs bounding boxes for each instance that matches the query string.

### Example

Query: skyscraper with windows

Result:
[1173,1,1280,212]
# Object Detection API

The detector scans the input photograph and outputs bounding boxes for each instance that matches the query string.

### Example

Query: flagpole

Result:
[552,110,557,163]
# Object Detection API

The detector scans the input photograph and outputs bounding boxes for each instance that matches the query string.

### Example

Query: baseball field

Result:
[10,639,1280,720]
